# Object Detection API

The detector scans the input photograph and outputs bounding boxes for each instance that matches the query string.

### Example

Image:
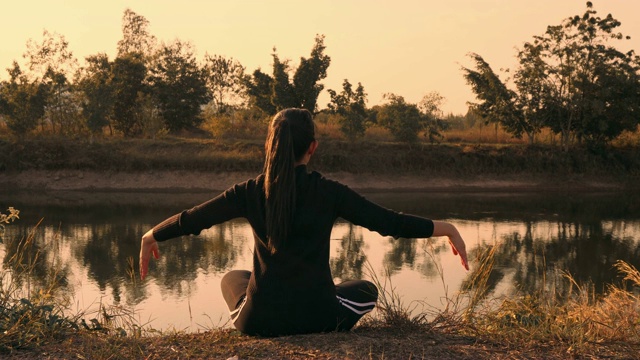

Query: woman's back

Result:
[139,108,468,337]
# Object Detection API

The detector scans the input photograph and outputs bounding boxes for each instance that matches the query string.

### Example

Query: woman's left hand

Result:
[139,229,160,280]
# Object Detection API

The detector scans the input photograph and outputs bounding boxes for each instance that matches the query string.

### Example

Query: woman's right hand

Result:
[139,229,160,280]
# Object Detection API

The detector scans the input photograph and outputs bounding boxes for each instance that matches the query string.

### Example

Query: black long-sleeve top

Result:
[152,165,434,335]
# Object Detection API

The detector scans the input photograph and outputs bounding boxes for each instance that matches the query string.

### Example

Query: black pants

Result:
[221,270,378,334]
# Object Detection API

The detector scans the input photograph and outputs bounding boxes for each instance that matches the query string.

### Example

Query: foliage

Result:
[0,207,19,240]
[1,4,638,151]
[111,53,148,137]
[245,68,277,115]
[461,54,524,139]
[512,42,550,144]
[0,63,46,136]
[202,106,268,140]
[148,40,211,132]
[270,50,297,111]
[42,69,84,135]
[22,30,80,135]
[117,8,157,58]
[23,30,77,82]
[203,54,247,114]
[520,2,640,149]
[418,91,446,143]
[462,2,640,149]
[292,34,331,113]
[76,53,115,135]
[327,79,368,140]
[376,93,428,143]
[460,244,640,356]
[245,35,331,115]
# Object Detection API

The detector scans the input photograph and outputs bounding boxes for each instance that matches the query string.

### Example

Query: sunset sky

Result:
[2,0,639,114]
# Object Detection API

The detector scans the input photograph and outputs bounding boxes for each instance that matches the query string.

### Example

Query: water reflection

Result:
[1,190,638,330]
[330,223,367,281]
[488,220,640,297]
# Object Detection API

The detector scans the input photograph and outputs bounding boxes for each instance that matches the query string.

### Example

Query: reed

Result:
[0,210,145,354]
[363,238,640,357]
[454,247,640,355]
[0,215,78,352]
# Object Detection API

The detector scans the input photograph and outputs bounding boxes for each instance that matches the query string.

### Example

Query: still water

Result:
[1,190,639,332]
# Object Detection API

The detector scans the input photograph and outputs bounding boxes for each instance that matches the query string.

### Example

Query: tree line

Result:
[462,2,640,149]
[1,2,639,148]
[0,9,444,143]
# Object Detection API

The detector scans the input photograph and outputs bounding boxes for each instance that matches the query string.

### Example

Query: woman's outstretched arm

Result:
[432,221,469,270]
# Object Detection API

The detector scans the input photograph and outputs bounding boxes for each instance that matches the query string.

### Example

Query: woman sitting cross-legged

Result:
[139,108,469,337]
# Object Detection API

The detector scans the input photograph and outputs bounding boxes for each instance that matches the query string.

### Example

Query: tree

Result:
[203,54,247,114]
[292,34,331,113]
[245,68,276,115]
[461,53,524,140]
[327,79,368,140]
[244,35,331,115]
[462,2,640,149]
[418,91,446,143]
[23,30,79,134]
[77,53,114,135]
[23,30,77,81]
[0,62,46,136]
[42,68,85,135]
[376,94,424,143]
[270,50,297,111]
[117,9,157,58]
[579,53,640,146]
[148,40,210,132]
[512,42,550,144]
[563,4,640,147]
[111,53,147,136]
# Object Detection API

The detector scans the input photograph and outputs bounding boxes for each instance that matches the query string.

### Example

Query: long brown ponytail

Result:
[263,108,315,253]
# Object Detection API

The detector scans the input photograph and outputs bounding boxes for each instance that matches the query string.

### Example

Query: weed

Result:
[0,210,147,354]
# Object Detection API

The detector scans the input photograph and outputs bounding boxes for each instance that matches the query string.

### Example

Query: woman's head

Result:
[263,108,316,253]
[265,108,315,163]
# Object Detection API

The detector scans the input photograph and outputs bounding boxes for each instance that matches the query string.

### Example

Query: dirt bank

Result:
[0,169,630,193]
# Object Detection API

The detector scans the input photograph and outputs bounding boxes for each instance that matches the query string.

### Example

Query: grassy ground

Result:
[2,265,640,359]
[3,326,617,360]
[1,136,639,181]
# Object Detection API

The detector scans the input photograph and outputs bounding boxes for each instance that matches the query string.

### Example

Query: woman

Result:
[139,108,468,337]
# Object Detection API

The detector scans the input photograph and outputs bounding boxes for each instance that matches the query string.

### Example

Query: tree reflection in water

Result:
[152,221,246,298]
[330,223,367,281]
[1,190,638,330]
[465,219,640,300]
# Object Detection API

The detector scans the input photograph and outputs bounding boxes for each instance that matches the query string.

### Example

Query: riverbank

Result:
[1,137,639,193]
[6,326,635,360]
[4,293,640,360]
[0,169,634,193]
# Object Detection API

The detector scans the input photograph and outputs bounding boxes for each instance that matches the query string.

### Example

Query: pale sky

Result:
[1,0,639,114]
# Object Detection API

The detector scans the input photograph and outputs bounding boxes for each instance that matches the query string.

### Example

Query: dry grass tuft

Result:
[455,252,640,357]
[0,213,146,355]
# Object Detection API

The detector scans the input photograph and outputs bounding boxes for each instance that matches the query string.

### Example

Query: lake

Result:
[1,189,639,332]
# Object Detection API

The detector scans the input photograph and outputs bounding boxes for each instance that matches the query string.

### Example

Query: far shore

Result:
[0,169,633,193]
